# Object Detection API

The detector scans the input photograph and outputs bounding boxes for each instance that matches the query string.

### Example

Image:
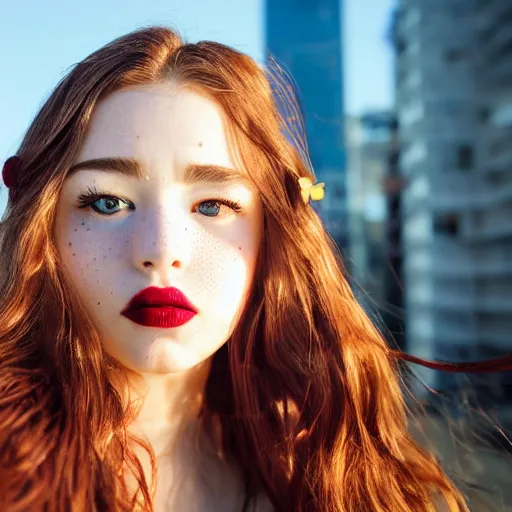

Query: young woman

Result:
[0,25,493,511]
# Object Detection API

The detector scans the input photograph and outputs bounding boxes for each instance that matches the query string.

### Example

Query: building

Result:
[265,0,347,250]
[346,111,402,343]
[382,116,406,351]
[471,0,512,404]
[390,0,512,394]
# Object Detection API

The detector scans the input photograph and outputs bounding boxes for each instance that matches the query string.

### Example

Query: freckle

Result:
[68,242,72,247]
[238,246,242,250]
[93,258,96,261]
[72,253,76,256]
[198,141,203,147]
[86,228,91,232]
[74,229,77,232]
[81,220,85,226]
[97,302,101,305]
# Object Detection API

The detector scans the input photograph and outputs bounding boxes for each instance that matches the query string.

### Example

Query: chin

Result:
[143,338,205,374]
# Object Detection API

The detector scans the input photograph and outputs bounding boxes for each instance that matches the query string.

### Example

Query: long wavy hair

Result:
[0,26,471,511]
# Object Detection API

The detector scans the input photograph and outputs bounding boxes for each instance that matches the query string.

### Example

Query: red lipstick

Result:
[121,286,197,328]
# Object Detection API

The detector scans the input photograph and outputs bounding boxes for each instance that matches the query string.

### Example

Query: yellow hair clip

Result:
[298,177,325,203]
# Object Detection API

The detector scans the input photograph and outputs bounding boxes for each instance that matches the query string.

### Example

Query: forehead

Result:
[76,82,236,168]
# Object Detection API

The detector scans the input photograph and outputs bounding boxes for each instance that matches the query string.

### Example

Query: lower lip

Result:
[122,307,196,328]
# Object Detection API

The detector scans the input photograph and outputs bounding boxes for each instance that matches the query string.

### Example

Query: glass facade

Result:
[265,0,346,178]
[265,0,347,250]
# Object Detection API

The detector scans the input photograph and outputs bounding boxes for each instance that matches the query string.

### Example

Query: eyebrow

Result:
[68,157,245,184]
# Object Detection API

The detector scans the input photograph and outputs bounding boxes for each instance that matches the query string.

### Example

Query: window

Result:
[490,38,512,65]
[444,49,467,63]
[477,106,490,123]
[457,145,473,170]
[433,214,459,236]
[486,169,506,184]
[334,184,344,198]
[396,39,406,55]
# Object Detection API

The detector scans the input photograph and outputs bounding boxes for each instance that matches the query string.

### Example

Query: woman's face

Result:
[54,83,263,374]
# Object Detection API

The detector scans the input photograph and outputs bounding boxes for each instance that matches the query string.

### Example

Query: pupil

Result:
[104,198,117,210]
[200,201,220,216]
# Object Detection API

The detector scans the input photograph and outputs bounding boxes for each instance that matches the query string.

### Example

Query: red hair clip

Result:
[2,156,21,189]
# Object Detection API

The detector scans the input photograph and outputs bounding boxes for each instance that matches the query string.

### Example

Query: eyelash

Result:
[76,186,243,215]
[194,198,243,214]
[77,186,133,209]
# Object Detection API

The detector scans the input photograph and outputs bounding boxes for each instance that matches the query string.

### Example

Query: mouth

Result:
[121,286,197,329]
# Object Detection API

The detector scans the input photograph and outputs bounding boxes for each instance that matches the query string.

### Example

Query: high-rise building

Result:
[265,0,347,250]
[390,0,512,394]
[346,112,397,312]
[382,117,406,352]
[345,111,406,349]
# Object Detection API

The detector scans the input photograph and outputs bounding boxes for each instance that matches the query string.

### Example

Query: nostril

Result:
[143,261,152,268]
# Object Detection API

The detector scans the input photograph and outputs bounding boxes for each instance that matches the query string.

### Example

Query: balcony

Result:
[428,179,512,213]
[429,195,473,213]
[465,201,512,242]
[433,295,512,313]
[482,330,512,351]
[481,24,512,65]
[482,127,512,172]
[429,173,477,213]
[485,46,512,85]
[462,179,512,212]
[466,223,512,243]
[409,294,475,312]
[432,260,512,279]
[434,326,479,346]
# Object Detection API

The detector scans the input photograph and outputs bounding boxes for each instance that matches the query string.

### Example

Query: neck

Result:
[124,359,212,457]
[115,360,248,509]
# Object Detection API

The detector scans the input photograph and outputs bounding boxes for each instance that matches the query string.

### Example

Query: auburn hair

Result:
[0,26,472,511]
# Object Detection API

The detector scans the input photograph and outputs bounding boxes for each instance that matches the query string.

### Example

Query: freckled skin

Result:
[54,84,263,374]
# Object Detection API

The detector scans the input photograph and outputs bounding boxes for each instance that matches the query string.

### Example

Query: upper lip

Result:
[122,286,197,313]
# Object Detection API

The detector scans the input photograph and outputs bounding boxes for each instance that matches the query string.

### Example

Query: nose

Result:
[131,207,191,279]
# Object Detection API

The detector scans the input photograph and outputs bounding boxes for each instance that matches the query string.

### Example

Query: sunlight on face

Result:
[54,83,263,374]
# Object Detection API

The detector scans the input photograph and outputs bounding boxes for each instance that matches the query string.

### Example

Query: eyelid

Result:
[192,197,243,216]
[195,197,242,208]
[76,185,133,205]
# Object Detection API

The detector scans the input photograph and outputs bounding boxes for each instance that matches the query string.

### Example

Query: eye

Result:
[197,200,223,217]
[195,199,242,218]
[77,189,135,216]
[90,197,132,215]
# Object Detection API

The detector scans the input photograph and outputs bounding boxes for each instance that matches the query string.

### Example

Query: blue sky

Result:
[0,0,395,168]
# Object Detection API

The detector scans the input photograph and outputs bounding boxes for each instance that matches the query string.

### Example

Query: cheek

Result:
[56,218,127,305]
[188,223,259,311]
